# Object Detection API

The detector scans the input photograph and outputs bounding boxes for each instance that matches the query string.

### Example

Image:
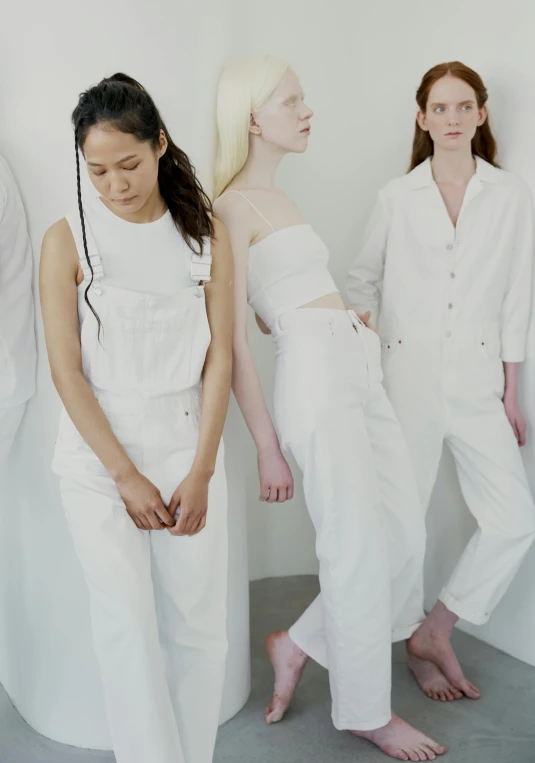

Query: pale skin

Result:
[40,126,233,536]
[405,74,525,703]
[215,68,445,762]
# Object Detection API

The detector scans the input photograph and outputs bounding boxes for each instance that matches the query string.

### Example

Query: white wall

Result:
[0,0,250,747]
[234,0,535,664]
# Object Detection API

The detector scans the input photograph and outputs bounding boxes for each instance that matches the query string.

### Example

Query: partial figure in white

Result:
[213,56,446,762]
[347,61,535,704]
[40,74,233,763]
[0,155,37,464]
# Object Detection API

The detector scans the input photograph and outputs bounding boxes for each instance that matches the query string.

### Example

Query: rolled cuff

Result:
[501,333,527,363]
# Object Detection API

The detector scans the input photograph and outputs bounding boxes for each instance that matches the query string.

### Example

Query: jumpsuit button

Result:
[446,243,453,250]
[450,272,456,278]
[448,303,453,309]
[445,331,451,338]
[185,411,189,416]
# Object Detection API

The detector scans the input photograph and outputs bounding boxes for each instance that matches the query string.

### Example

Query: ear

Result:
[477,104,488,127]
[249,112,262,136]
[158,129,168,158]
[416,109,429,132]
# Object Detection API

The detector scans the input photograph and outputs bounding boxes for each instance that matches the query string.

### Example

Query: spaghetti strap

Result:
[220,189,275,233]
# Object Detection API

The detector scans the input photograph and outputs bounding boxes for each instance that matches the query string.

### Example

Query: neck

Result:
[231,136,286,191]
[430,146,476,186]
[106,183,167,224]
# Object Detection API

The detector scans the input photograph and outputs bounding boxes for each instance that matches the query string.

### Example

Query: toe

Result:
[444,689,454,701]
[420,744,437,760]
[394,752,409,762]
[438,691,447,702]
[408,750,421,762]
[464,683,480,699]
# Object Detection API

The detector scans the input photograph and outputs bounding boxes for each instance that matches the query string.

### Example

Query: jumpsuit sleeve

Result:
[345,192,389,325]
[500,183,534,363]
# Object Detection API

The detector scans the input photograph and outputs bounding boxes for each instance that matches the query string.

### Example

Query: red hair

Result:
[409,61,499,172]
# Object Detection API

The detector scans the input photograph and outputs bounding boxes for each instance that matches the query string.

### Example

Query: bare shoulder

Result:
[40,217,79,279]
[211,215,230,247]
[213,190,253,228]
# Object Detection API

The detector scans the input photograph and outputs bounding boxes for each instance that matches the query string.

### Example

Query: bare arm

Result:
[40,219,174,530]
[169,219,234,535]
[501,184,534,447]
[255,313,271,335]
[213,194,293,503]
[346,193,389,325]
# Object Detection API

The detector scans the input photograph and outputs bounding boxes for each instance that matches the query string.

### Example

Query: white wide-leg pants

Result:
[53,391,228,763]
[272,309,426,731]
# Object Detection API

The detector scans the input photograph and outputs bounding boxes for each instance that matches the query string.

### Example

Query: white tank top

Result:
[223,190,339,331]
[80,194,197,295]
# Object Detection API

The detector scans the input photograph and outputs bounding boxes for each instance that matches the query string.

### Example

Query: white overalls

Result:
[52,209,228,763]
[229,189,427,731]
[347,156,535,625]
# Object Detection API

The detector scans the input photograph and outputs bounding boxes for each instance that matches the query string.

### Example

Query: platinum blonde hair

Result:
[213,55,289,199]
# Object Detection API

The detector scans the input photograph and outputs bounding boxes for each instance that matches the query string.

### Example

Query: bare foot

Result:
[352,713,446,761]
[407,651,463,702]
[264,630,309,724]
[408,624,480,700]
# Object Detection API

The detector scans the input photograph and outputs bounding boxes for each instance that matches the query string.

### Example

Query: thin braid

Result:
[74,132,102,338]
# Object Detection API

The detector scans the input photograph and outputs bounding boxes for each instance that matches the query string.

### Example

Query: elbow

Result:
[50,365,84,396]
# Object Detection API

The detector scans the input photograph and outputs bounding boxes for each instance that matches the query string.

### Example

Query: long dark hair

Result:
[409,61,499,172]
[72,72,214,333]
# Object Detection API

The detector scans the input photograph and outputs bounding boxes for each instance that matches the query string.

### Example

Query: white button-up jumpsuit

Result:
[52,209,228,763]
[347,156,535,625]
[0,155,36,463]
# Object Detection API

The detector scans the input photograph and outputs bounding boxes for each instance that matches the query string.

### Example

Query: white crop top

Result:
[223,190,339,331]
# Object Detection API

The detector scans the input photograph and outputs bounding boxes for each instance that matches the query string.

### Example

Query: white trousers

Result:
[53,391,228,763]
[272,310,426,731]
[0,403,26,466]
[382,339,535,625]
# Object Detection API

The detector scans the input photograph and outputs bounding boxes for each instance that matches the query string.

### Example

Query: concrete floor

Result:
[1,575,534,762]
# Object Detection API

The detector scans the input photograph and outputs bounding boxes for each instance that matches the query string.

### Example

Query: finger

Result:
[287,482,294,500]
[174,511,190,536]
[146,511,164,531]
[259,482,269,501]
[519,424,527,447]
[191,515,206,536]
[155,506,175,527]
[138,515,151,531]
[267,487,279,504]
[168,493,181,517]
[277,487,287,503]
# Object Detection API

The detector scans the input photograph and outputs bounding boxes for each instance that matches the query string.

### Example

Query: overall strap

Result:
[191,239,212,297]
[220,189,275,233]
[65,209,104,295]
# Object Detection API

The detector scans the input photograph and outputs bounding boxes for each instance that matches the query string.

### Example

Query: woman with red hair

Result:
[347,61,535,703]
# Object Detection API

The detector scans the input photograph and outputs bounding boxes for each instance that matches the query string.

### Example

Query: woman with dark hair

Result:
[347,61,535,704]
[40,73,233,763]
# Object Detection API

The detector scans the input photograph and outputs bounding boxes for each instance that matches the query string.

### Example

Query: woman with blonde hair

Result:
[214,55,445,762]
[347,61,535,703]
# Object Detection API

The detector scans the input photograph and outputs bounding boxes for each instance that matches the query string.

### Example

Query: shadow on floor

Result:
[1,575,534,762]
